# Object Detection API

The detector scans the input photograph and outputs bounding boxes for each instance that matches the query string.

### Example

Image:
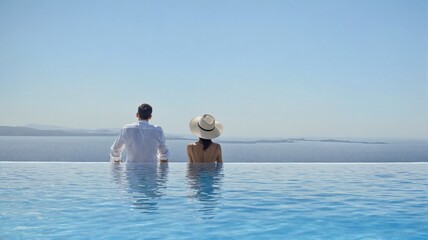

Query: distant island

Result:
[0,125,388,144]
[219,138,387,145]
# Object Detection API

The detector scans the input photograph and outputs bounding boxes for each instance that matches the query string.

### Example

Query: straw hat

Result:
[189,114,223,139]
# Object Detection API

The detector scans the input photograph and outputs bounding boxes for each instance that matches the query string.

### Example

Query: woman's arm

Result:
[187,145,194,163]
[216,144,223,163]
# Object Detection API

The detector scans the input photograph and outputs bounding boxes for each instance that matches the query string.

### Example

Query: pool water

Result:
[1,162,427,239]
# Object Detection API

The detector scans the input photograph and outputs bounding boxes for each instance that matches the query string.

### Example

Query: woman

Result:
[187,114,223,163]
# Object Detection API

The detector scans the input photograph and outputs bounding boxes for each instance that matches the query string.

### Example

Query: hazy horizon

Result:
[0,0,427,140]
[0,123,426,141]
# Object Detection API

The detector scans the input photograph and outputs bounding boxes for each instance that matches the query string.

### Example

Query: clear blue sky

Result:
[0,0,427,139]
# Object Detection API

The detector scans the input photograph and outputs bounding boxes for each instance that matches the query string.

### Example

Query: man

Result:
[110,103,169,163]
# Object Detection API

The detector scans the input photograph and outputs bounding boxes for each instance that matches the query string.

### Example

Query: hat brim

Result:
[189,116,223,139]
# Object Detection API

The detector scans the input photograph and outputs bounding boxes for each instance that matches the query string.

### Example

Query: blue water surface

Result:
[1,162,427,239]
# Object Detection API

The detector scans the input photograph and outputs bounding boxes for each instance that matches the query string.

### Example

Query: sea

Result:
[1,136,427,239]
[0,136,427,162]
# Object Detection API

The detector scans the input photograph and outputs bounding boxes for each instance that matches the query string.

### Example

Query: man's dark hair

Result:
[138,103,152,120]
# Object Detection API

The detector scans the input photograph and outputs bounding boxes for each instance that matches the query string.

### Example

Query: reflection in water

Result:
[186,163,224,218]
[111,163,169,214]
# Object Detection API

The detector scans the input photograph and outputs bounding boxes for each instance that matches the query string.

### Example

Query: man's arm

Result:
[110,129,126,163]
[157,127,169,163]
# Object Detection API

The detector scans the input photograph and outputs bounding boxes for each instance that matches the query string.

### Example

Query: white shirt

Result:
[110,120,169,163]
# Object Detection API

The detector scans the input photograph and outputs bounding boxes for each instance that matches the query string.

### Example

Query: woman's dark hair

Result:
[199,138,212,151]
[138,103,152,120]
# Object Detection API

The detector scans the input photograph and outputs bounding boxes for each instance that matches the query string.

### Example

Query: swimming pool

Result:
[1,162,427,239]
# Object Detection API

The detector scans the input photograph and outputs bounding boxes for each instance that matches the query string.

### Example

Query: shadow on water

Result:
[110,163,169,214]
[186,163,224,218]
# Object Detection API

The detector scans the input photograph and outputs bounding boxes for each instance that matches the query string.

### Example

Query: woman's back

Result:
[187,141,222,163]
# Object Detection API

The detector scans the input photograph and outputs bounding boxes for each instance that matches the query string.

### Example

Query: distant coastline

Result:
[219,138,388,145]
[0,126,388,145]
[0,126,116,137]
[0,126,189,140]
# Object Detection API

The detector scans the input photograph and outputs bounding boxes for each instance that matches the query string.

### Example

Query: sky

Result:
[0,0,427,139]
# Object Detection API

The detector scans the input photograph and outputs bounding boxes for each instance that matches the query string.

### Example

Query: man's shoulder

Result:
[152,124,163,130]
[122,122,139,129]
[121,122,164,133]
[146,123,164,131]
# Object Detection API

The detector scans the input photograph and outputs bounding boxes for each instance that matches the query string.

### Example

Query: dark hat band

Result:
[198,123,215,132]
